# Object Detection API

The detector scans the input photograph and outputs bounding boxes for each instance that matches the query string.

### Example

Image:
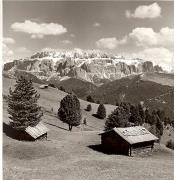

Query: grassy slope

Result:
[3,77,174,180]
[3,77,115,130]
[50,77,97,99]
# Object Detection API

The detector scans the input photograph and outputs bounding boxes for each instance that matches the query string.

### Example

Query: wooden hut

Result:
[100,126,158,156]
[14,122,49,141]
[39,84,48,89]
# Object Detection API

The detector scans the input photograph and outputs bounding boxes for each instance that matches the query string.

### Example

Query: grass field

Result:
[3,77,174,180]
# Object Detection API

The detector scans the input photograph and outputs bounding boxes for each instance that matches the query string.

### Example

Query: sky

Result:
[3,1,174,71]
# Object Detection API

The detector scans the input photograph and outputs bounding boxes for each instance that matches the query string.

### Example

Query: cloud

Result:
[60,40,72,45]
[41,47,65,52]
[70,34,75,38]
[96,38,118,49]
[96,37,127,50]
[130,47,174,72]
[129,28,158,46]
[93,22,101,27]
[129,27,174,47]
[11,20,67,39]
[3,37,15,44]
[3,44,14,62]
[126,3,161,19]
[16,47,31,53]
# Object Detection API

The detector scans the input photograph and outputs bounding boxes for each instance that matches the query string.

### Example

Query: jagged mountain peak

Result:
[3,50,163,84]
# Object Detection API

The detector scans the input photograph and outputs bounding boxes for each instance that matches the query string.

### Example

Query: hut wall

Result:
[132,140,154,149]
[36,133,47,140]
[101,131,130,155]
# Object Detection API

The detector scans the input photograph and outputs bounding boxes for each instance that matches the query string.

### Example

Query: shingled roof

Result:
[25,122,49,139]
[101,126,158,145]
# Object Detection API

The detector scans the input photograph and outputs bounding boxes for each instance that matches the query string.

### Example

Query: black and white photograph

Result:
[2,0,174,179]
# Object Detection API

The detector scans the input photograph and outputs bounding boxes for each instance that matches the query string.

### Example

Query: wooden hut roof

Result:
[25,122,49,139]
[100,126,158,145]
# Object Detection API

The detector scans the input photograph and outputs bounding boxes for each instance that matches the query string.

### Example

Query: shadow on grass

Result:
[88,144,129,156]
[88,144,116,155]
[44,122,69,131]
[92,114,102,119]
[3,122,23,140]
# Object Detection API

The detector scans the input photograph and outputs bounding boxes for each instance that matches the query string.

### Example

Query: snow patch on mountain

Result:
[3,50,164,84]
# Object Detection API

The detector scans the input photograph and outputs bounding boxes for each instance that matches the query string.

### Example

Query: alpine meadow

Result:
[2,1,174,180]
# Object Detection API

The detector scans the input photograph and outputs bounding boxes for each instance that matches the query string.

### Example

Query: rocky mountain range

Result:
[3,50,163,84]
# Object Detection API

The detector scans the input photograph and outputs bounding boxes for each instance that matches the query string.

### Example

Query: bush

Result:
[96,104,106,119]
[86,104,92,111]
[83,118,87,125]
[58,94,81,131]
[166,139,174,150]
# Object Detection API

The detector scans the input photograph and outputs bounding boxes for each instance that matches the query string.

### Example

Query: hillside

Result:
[3,77,174,180]
[49,77,97,98]
[3,70,97,99]
[91,76,174,119]
[3,77,115,130]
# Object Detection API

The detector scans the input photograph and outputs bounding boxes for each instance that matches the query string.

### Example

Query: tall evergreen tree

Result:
[58,94,81,131]
[96,104,106,119]
[156,116,163,137]
[145,109,151,124]
[129,105,142,125]
[137,103,145,124]
[7,76,43,130]
[105,106,130,131]
[156,109,165,123]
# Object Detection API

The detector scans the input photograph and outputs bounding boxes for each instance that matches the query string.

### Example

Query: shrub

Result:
[58,94,81,131]
[166,139,174,150]
[97,104,106,119]
[83,118,87,125]
[7,76,43,130]
[86,104,92,111]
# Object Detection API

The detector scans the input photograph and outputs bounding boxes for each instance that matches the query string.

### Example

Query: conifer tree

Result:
[137,103,145,123]
[129,105,143,125]
[7,76,43,130]
[105,106,129,131]
[145,109,151,123]
[156,116,163,137]
[97,104,106,119]
[58,94,81,131]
